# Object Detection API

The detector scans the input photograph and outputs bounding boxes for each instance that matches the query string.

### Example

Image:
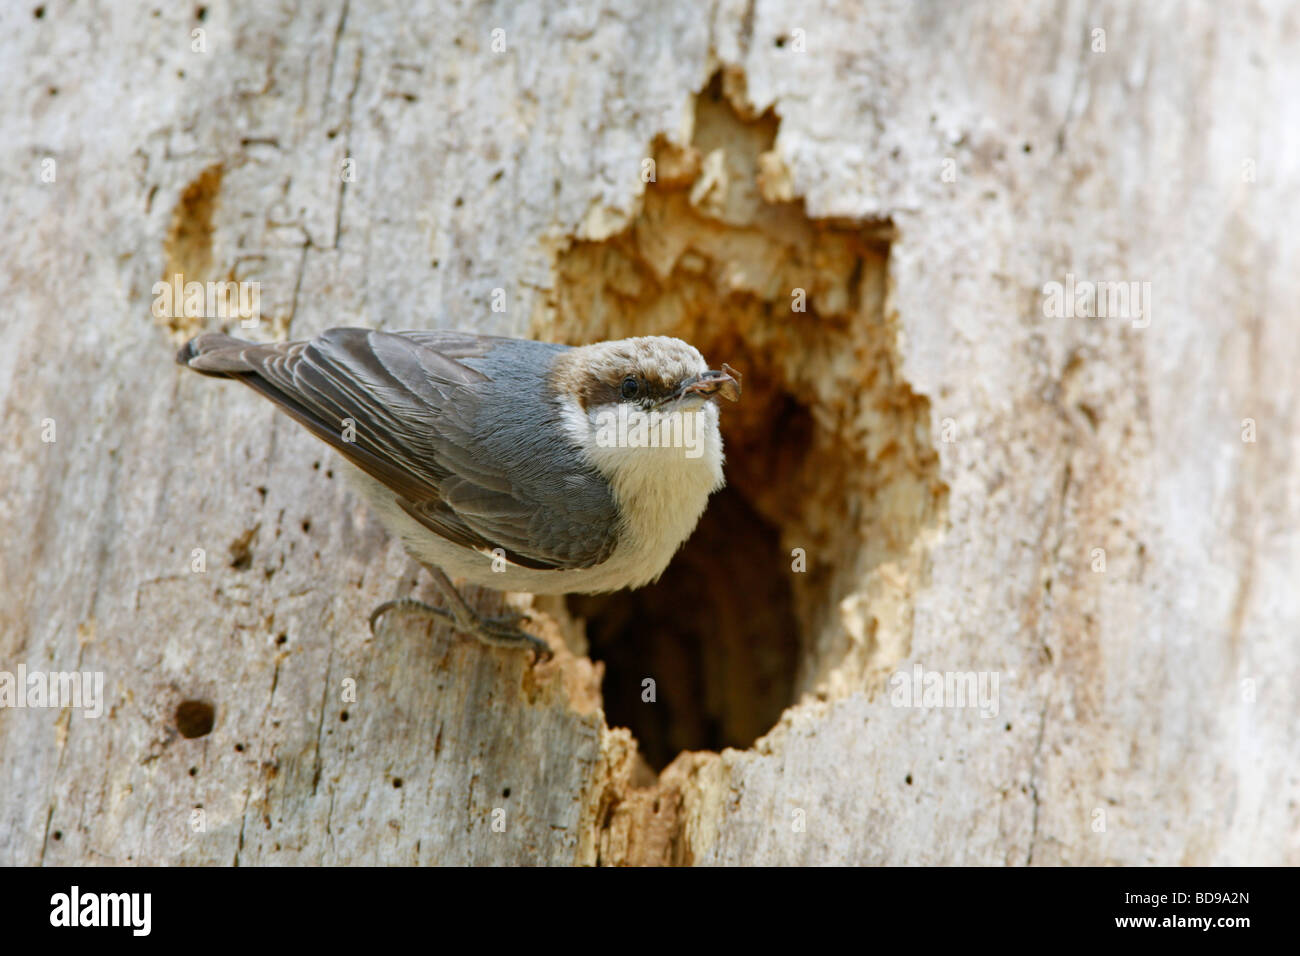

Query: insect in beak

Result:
[672,364,742,404]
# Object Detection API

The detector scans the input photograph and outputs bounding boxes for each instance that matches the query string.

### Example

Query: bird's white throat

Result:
[562,396,726,585]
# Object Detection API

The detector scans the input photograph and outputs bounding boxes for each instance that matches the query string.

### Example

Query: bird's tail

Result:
[176,333,261,376]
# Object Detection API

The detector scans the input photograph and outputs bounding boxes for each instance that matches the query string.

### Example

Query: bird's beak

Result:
[674,364,742,404]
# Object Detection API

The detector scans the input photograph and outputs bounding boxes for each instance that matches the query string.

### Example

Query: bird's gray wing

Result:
[179,327,618,570]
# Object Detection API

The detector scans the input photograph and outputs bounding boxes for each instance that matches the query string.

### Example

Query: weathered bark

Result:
[1,1,1296,865]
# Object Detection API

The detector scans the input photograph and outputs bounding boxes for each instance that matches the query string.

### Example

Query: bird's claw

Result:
[368,597,451,636]
[369,598,551,661]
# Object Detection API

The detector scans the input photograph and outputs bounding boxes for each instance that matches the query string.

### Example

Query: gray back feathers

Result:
[178,328,620,570]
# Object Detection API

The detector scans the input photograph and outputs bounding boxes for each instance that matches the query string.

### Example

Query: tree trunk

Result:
[2,1,1295,865]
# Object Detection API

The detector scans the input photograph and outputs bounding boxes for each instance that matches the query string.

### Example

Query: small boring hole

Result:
[176,700,215,739]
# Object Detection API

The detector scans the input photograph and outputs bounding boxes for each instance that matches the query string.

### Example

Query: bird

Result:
[176,327,741,660]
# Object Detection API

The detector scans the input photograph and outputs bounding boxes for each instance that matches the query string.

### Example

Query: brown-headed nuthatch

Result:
[177,328,741,659]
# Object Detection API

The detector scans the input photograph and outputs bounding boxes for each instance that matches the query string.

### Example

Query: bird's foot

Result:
[368,597,453,634]
[369,598,551,661]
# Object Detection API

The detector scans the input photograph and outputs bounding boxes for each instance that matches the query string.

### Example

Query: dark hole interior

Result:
[570,483,802,771]
[176,699,215,739]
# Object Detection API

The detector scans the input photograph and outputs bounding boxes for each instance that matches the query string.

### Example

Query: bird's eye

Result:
[620,376,640,399]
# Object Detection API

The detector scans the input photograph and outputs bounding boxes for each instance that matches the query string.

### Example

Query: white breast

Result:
[569,397,726,591]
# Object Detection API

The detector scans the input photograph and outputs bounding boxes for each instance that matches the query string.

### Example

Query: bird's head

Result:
[550,335,740,483]
[551,336,741,416]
